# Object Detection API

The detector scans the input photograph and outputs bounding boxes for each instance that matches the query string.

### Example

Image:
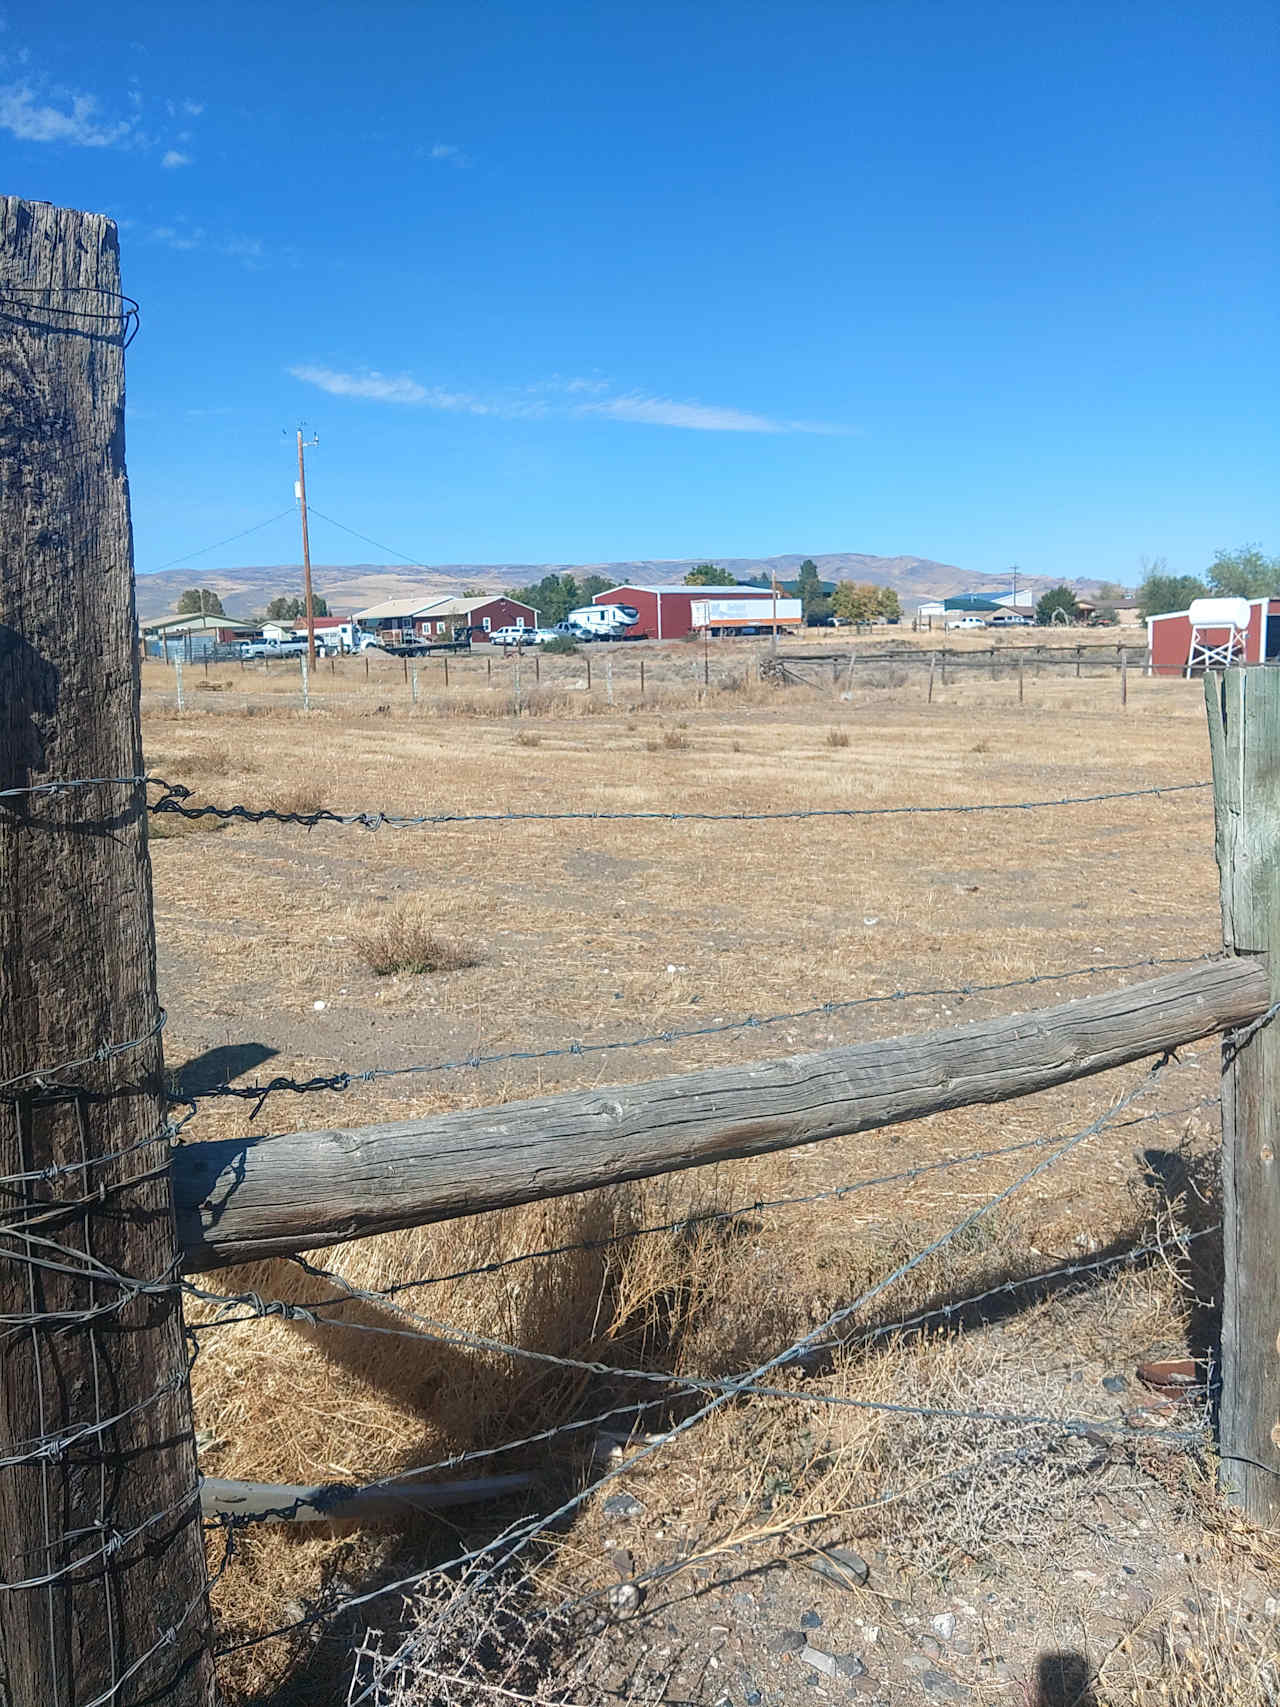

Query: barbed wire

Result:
[184,953,1219,1114]
[323,1055,1184,1695]
[0,1007,166,1096]
[0,282,140,347]
[185,1086,1218,1318]
[148,776,1211,831]
[191,1059,1189,1484]
[0,773,148,805]
[194,1213,1218,1518]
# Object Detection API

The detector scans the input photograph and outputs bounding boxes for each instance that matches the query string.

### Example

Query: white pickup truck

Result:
[239,637,308,659]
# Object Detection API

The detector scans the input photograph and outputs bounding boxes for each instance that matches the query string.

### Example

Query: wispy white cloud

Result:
[0,81,134,146]
[578,393,783,433]
[289,363,846,434]
[428,140,470,167]
[289,366,432,405]
[147,224,205,251]
[0,65,206,162]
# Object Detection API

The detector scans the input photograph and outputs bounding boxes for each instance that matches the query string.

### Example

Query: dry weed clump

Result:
[358,914,483,977]
[825,728,851,747]
[645,728,690,752]
[268,781,330,817]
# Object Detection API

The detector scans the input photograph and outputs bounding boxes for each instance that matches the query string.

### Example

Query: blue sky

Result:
[3,1,1275,585]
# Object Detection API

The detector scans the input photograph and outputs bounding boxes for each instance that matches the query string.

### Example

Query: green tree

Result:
[875,586,902,621]
[1136,566,1207,620]
[1208,543,1280,599]
[265,593,330,621]
[795,559,822,616]
[510,572,585,625]
[176,587,225,617]
[1035,585,1081,625]
[832,581,883,624]
[683,563,736,586]
[579,574,613,603]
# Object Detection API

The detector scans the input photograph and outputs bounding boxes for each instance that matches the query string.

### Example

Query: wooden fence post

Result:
[1120,646,1128,706]
[0,198,213,1703]
[640,658,645,699]
[1205,667,1280,1525]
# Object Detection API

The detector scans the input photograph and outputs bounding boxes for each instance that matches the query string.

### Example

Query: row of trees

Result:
[174,587,330,622]
[1137,545,1279,620]
[507,571,614,626]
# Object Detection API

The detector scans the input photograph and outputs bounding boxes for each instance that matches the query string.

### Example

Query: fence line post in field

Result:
[411,664,419,705]
[0,197,212,1704]
[443,653,449,688]
[1120,646,1128,706]
[586,655,592,693]
[640,657,645,699]
[534,651,540,684]
[927,651,937,703]
[513,648,522,716]
[174,655,185,710]
[487,655,492,682]
[300,652,310,711]
[1018,653,1025,704]
[1205,667,1280,1526]
[1075,644,1082,678]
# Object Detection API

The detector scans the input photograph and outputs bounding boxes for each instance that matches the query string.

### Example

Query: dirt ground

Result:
[139,637,1279,1707]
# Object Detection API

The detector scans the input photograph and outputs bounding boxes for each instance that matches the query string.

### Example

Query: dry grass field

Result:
[140,639,1279,1707]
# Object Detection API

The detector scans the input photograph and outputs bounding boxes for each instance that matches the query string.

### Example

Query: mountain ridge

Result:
[133,553,1076,623]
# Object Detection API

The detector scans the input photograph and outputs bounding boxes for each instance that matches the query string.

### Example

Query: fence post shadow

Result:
[1030,1648,1098,1707]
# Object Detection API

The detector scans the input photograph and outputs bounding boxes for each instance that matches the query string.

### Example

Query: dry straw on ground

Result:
[137,632,1270,1704]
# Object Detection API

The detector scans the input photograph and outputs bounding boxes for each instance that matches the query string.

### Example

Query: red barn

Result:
[1148,596,1280,675]
[593,582,780,640]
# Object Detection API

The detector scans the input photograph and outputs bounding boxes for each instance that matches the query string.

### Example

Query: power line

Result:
[143,509,296,576]
[304,504,428,568]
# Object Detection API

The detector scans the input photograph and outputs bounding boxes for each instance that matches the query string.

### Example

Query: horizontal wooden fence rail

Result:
[174,956,1265,1271]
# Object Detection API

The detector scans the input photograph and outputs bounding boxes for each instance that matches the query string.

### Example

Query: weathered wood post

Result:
[1120,646,1128,707]
[0,199,213,1701]
[1018,653,1025,704]
[927,651,937,704]
[640,657,645,700]
[1205,667,1280,1525]
[174,655,185,711]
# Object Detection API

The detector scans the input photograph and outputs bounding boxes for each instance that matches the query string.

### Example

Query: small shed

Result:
[141,614,257,659]
[1148,595,1280,675]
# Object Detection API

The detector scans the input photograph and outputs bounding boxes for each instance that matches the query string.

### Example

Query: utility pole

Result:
[296,427,319,667]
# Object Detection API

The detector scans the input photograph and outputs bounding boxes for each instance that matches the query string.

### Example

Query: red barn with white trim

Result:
[593,583,780,640]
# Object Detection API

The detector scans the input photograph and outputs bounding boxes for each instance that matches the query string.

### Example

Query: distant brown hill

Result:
[133,553,1079,623]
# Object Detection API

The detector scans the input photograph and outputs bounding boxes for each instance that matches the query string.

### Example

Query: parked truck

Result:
[689,596,803,636]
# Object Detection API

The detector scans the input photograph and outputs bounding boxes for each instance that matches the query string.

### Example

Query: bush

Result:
[358,917,483,977]
[826,729,851,748]
[542,634,577,655]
